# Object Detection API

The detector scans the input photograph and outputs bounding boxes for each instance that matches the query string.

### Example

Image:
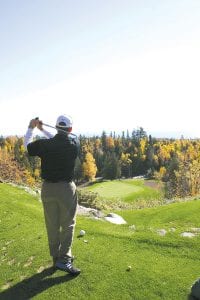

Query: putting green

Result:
[87,180,143,199]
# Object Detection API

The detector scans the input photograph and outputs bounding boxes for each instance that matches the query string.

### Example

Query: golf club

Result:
[35,117,78,139]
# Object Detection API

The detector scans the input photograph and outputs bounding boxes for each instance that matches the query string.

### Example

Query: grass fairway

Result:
[0,183,200,299]
[85,179,163,207]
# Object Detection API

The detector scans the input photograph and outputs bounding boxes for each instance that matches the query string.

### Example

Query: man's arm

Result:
[24,127,35,148]
[24,119,53,149]
[37,120,54,139]
[24,119,37,148]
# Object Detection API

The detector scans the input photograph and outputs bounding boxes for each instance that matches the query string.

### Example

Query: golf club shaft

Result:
[35,118,77,138]
[43,123,77,138]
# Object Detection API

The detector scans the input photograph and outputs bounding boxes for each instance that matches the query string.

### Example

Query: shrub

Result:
[77,189,100,209]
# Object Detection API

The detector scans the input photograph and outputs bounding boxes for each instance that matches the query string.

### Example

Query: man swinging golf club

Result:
[24,115,81,275]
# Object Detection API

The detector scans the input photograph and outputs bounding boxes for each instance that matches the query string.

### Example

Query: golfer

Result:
[24,115,80,275]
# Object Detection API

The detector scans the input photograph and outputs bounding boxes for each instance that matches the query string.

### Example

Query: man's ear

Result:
[67,127,72,133]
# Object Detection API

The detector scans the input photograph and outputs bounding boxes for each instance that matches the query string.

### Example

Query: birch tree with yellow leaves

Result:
[82,152,97,181]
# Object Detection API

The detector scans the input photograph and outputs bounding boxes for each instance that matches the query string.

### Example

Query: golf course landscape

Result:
[84,179,164,209]
[0,179,200,299]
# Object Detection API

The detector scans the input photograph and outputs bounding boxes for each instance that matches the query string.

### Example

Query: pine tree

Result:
[102,152,121,180]
[74,157,83,183]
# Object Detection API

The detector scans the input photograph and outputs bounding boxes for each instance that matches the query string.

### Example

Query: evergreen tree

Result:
[102,152,121,179]
[74,157,83,184]
[94,149,104,177]
[101,131,107,152]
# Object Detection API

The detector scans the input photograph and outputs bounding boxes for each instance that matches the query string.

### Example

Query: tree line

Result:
[0,128,200,198]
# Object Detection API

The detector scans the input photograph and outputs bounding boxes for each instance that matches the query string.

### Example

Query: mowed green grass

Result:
[86,179,163,204]
[0,183,199,300]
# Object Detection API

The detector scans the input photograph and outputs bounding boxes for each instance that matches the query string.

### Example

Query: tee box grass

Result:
[0,182,200,299]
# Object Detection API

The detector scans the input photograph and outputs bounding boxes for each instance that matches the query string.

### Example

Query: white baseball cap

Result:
[56,115,73,128]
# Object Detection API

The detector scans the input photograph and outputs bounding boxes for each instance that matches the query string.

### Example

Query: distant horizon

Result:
[1,128,199,140]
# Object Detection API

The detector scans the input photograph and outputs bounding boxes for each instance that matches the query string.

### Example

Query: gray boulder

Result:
[104,213,127,225]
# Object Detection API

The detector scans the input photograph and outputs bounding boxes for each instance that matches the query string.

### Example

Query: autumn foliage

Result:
[1,129,200,198]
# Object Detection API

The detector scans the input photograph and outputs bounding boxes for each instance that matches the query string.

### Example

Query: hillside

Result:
[0,183,199,300]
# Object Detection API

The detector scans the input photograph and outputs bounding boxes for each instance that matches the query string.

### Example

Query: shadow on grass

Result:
[188,295,197,300]
[0,266,79,300]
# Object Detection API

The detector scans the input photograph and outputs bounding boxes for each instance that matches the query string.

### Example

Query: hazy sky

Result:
[0,0,200,138]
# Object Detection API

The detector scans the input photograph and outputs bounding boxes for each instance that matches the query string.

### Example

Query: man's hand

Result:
[37,120,43,131]
[28,119,38,129]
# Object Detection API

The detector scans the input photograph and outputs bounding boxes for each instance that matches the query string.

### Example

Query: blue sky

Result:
[0,0,200,137]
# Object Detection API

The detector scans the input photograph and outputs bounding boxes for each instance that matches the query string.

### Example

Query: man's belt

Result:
[44,179,72,183]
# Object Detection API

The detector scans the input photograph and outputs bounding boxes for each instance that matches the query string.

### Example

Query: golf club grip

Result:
[35,117,43,125]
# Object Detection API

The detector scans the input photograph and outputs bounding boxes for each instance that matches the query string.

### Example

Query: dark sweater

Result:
[27,133,78,182]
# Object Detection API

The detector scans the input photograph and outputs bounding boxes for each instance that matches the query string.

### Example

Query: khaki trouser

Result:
[41,181,78,259]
